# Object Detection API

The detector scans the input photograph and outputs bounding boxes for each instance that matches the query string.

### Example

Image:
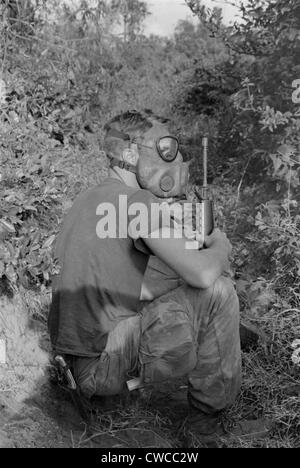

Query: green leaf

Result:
[0,260,5,276]
[0,219,16,234]
[42,234,56,249]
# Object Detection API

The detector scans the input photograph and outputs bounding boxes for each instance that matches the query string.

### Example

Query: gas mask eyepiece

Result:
[155,136,179,163]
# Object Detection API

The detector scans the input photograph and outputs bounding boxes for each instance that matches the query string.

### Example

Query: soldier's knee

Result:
[210,276,240,319]
[213,275,237,299]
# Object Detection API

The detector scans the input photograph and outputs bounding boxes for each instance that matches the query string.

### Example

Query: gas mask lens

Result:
[156,136,179,163]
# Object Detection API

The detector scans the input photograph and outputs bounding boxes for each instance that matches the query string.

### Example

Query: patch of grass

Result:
[72,397,174,449]
[220,308,300,448]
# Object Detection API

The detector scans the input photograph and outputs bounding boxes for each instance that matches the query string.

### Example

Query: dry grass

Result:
[222,308,300,448]
[72,402,174,448]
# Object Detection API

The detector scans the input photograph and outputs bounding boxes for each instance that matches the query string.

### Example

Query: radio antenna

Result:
[202,135,209,200]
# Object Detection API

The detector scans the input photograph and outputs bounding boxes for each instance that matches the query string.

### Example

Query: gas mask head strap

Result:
[107,128,131,142]
[106,128,137,174]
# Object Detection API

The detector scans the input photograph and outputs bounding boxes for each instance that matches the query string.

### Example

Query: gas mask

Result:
[106,129,190,199]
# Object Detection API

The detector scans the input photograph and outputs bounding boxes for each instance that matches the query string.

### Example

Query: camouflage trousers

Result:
[73,264,241,414]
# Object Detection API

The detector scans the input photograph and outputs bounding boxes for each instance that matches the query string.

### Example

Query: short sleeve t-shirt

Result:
[48,178,169,358]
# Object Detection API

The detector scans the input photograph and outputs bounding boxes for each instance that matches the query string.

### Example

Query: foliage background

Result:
[0,0,299,448]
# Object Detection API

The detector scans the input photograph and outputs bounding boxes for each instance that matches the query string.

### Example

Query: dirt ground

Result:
[0,294,68,448]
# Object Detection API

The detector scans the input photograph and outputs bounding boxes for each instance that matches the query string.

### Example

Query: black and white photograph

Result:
[0,0,299,451]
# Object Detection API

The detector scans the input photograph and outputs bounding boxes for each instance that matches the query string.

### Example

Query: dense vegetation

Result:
[0,0,299,448]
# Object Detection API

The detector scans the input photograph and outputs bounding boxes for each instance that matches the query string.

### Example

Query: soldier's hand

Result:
[204,229,233,258]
